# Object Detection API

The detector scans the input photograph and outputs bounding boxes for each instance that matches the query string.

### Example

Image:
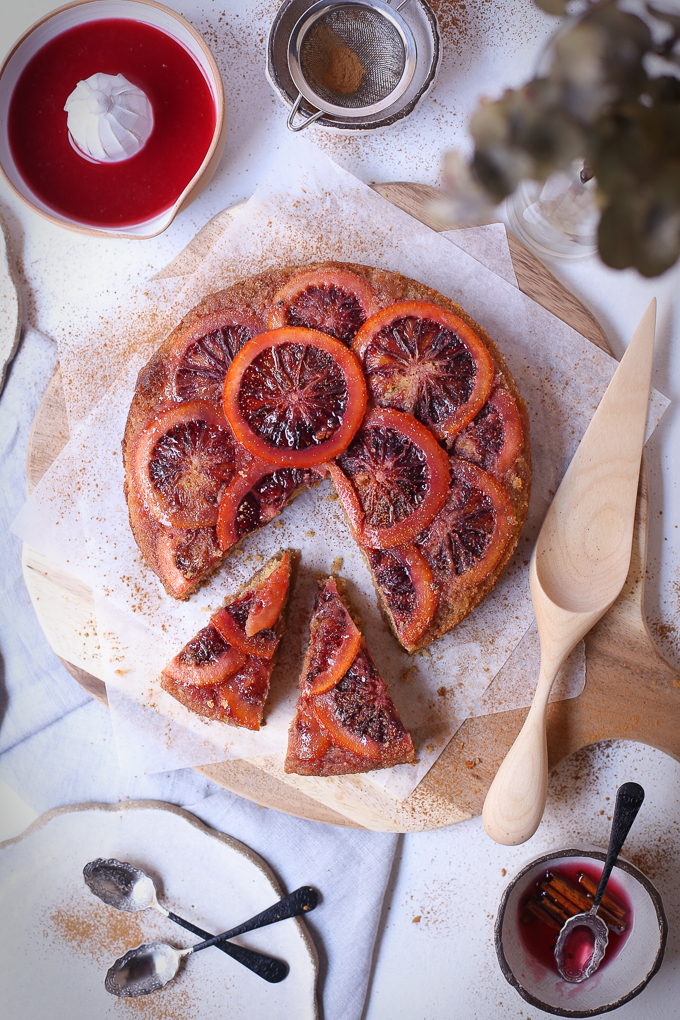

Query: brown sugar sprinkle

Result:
[47,898,146,951]
[43,895,206,1020]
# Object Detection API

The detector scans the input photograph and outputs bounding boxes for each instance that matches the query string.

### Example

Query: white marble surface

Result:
[1,3,678,1019]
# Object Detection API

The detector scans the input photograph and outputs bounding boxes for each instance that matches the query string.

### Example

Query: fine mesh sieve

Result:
[287,0,417,130]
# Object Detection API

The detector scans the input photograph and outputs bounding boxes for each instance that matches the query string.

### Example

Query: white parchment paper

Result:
[12,143,669,798]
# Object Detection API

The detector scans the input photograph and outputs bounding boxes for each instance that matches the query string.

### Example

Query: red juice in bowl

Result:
[8,18,216,228]
[517,860,632,977]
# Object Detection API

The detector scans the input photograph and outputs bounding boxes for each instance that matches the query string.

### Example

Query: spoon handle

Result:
[190,886,318,950]
[592,782,645,911]
[165,913,289,983]
[481,681,552,845]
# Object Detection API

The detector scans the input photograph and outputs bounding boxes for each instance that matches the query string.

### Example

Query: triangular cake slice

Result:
[161,551,293,730]
[285,576,415,776]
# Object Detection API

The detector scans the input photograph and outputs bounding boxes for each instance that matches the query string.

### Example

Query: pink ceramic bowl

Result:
[0,0,226,238]
[495,847,667,1017]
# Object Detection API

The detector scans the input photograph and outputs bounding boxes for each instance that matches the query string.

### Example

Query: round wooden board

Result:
[23,184,680,832]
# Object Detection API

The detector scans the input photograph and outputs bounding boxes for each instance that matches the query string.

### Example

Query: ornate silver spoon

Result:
[83,859,317,993]
[554,782,644,983]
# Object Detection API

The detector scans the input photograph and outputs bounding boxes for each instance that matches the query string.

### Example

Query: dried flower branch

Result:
[442,0,680,276]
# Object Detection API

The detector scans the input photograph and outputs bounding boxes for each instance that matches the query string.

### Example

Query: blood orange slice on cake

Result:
[161,551,293,729]
[366,543,439,652]
[223,327,367,467]
[216,459,324,552]
[328,407,450,549]
[452,384,524,477]
[130,401,249,529]
[285,576,414,776]
[268,267,381,346]
[299,576,362,695]
[353,300,494,441]
[161,656,272,731]
[167,306,265,406]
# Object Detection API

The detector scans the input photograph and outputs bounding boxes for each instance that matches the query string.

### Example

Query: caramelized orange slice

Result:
[223,328,367,468]
[245,554,291,636]
[161,656,272,730]
[216,459,323,552]
[353,300,494,440]
[154,526,222,599]
[285,698,332,764]
[167,306,265,406]
[161,623,247,687]
[212,552,292,658]
[330,407,450,548]
[131,401,246,529]
[453,385,524,476]
[299,576,362,696]
[268,267,381,346]
[312,644,414,760]
[416,457,515,589]
[367,543,439,650]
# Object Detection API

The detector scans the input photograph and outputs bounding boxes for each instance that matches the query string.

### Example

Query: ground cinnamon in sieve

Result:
[315,23,365,94]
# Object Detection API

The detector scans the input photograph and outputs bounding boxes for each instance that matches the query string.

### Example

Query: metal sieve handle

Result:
[287,91,325,132]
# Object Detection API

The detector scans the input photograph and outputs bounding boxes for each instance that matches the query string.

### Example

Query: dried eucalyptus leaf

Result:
[552,9,649,117]
[598,196,638,269]
[646,73,680,103]
[472,147,534,202]
[599,178,680,275]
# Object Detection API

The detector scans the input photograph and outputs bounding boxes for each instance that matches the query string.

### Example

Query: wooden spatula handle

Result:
[482,681,553,845]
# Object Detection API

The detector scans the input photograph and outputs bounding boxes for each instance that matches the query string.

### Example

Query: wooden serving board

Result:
[22,184,680,832]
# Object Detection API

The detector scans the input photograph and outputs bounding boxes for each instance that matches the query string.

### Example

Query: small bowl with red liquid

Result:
[495,848,667,1017]
[0,0,226,238]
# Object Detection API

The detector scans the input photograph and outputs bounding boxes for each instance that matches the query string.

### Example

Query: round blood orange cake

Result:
[123,262,531,651]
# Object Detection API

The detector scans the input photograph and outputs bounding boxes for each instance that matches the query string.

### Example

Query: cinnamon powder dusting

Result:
[43,896,208,1019]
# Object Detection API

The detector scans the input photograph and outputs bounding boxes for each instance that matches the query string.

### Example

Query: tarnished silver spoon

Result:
[554,783,644,983]
[83,859,317,994]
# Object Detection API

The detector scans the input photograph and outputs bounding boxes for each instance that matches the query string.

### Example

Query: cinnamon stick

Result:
[537,892,571,926]
[538,874,627,933]
[577,871,627,920]
[522,898,562,931]
[543,873,591,913]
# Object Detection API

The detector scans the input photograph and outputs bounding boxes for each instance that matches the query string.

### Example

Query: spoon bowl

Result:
[84,859,157,912]
[554,913,609,984]
[105,941,184,997]
[553,782,645,983]
[483,299,656,845]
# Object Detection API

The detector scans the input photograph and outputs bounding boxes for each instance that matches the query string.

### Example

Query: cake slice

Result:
[161,551,293,730]
[285,576,415,776]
